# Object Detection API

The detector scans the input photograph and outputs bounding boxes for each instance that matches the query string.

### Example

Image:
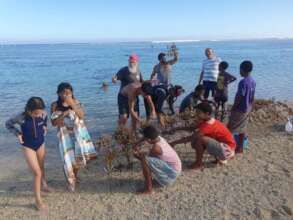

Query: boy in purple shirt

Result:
[227,60,256,153]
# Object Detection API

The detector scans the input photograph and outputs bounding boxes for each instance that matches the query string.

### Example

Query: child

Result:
[5,97,53,212]
[179,85,205,113]
[214,61,237,121]
[170,102,236,170]
[133,125,181,194]
[227,61,256,153]
[51,82,97,191]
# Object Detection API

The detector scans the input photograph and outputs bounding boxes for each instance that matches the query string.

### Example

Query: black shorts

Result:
[118,93,139,117]
[214,91,228,103]
[203,81,217,99]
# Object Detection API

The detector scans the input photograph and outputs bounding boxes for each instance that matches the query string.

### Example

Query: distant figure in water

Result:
[198,48,221,100]
[101,81,109,92]
[150,50,178,86]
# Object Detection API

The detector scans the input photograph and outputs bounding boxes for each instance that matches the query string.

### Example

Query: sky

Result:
[0,0,293,43]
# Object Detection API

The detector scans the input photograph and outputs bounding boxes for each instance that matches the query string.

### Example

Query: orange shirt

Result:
[198,119,236,150]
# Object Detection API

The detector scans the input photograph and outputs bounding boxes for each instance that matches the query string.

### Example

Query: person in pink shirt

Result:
[133,125,181,195]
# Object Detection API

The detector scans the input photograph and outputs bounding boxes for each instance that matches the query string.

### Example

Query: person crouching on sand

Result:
[5,97,53,212]
[133,125,182,194]
[170,102,236,170]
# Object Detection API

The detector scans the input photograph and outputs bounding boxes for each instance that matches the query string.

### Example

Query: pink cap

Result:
[129,54,139,62]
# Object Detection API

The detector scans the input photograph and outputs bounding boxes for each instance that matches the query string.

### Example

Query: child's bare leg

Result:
[221,102,226,121]
[36,144,53,192]
[23,147,48,212]
[190,134,205,169]
[118,114,128,127]
[236,133,245,154]
[137,156,152,194]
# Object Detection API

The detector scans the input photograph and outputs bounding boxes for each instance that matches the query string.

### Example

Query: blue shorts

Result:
[146,157,180,186]
[203,81,217,99]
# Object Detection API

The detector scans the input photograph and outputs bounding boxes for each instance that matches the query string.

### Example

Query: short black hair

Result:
[142,125,159,140]
[57,82,73,94]
[158,53,166,61]
[219,61,229,70]
[194,84,205,93]
[196,102,213,115]
[141,82,153,95]
[240,60,253,73]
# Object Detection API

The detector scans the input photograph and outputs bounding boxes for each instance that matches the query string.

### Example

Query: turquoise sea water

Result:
[0,39,293,155]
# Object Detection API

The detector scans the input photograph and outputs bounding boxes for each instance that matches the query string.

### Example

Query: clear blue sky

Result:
[0,0,292,43]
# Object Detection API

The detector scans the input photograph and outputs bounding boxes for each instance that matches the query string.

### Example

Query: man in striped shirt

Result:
[198,48,221,99]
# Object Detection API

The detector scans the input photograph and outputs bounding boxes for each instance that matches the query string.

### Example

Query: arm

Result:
[145,95,156,118]
[226,73,237,84]
[5,113,23,137]
[168,51,178,65]
[112,68,122,83]
[128,95,140,122]
[231,82,244,111]
[71,101,85,119]
[169,124,197,133]
[169,135,193,147]
[50,102,69,127]
[149,144,162,157]
[150,66,157,80]
[198,70,204,85]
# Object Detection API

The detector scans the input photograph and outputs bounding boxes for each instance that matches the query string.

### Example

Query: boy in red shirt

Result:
[170,102,236,170]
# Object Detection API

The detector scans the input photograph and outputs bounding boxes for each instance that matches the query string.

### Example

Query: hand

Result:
[18,134,24,144]
[112,76,117,84]
[64,96,75,107]
[43,126,48,136]
[132,147,142,158]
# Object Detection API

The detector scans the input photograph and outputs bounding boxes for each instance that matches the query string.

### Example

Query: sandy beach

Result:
[1,100,293,220]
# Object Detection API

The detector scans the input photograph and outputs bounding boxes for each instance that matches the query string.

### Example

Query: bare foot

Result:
[189,163,204,171]
[68,182,76,192]
[136,188,153,195]
[36,200,48,213]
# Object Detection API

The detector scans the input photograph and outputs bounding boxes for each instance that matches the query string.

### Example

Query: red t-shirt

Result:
[198,119,236,150]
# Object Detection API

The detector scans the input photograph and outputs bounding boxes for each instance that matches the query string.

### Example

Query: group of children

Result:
[5,51,255,211]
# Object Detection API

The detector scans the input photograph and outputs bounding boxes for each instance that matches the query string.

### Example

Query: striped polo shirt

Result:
[202,57,221,82]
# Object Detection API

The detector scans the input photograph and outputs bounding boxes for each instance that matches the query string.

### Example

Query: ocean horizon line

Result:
[0,37,292,46]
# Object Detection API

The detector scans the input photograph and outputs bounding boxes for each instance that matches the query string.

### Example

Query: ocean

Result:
[1,39,293,158]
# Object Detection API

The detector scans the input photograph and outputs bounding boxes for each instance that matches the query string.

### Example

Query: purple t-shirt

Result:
[234,76,256,112]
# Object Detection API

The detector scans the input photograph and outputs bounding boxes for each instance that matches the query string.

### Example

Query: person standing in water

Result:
[6,97,53,212]
[198,48,221,100]
[51,82,97,192]
[112,54,143,127]
[150,48,179,87]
